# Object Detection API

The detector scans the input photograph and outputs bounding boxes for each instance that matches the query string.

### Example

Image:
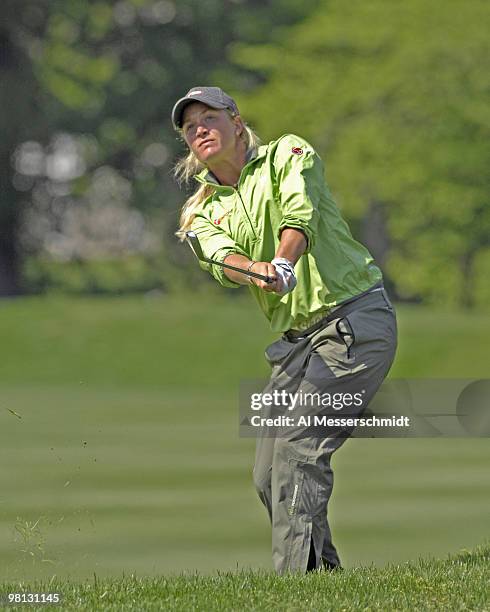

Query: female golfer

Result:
[172,87,397,575]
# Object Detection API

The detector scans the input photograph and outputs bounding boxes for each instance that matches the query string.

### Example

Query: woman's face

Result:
[181,102,242,165]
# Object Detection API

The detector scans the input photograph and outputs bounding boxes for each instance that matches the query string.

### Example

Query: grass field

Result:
[0,293,489,594]
[1,545,488,610]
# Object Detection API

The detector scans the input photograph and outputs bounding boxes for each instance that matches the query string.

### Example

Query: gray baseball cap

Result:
[171,86,239,129]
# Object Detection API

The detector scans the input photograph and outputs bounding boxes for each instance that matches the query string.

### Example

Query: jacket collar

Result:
[194,144,268,188]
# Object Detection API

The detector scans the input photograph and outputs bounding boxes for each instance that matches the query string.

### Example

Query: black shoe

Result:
[321,558,343,572]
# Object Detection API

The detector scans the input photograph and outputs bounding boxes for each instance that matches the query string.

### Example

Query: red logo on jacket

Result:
[291,147,303,155]
[213,209,232,225]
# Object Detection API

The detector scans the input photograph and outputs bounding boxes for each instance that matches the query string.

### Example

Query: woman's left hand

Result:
[271,258,297,296]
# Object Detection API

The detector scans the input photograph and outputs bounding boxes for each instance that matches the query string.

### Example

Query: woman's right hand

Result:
[248,261,283,293]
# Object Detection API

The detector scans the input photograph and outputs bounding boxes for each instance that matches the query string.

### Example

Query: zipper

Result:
[235,186,258,240]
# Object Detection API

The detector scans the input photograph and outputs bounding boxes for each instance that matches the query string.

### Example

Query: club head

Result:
[185,231,206,262]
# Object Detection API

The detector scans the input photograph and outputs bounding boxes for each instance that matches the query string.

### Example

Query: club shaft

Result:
[203,257,272,283]
[185,230,273,283]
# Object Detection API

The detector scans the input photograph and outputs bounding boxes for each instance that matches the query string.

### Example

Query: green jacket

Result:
[190,134,383,332]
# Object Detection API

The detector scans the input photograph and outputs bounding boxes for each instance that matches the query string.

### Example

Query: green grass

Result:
[1,293,489,388]
[0,293,489,592]
[1,545,488,611]
[0,293,275,389]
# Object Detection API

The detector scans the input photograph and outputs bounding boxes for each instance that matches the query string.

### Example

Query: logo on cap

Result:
[189,90,202,96]
[291,147,303,155]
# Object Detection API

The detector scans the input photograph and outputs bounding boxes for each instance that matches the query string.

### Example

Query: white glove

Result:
[271,257,297,296]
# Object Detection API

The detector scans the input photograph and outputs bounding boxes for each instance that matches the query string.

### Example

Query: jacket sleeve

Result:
[273,134,325,253]
[190,213,248,288]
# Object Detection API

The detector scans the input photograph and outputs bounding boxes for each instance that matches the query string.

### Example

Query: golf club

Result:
[185,231,273,283]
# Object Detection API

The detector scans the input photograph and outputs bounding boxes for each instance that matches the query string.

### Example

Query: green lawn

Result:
[0,294,489,583]
[1,546,488,611]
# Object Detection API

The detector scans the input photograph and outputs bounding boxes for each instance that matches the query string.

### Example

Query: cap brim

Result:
[171,96,228,129]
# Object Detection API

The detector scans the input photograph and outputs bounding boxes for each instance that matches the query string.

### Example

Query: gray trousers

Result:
[253,288,397,574]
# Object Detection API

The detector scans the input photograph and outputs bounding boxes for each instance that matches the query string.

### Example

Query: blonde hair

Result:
[174,113,262,240]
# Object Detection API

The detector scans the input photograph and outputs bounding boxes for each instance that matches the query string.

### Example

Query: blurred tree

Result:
[0,2,48,294]
[232,0,490,308]
[1,0,319,295]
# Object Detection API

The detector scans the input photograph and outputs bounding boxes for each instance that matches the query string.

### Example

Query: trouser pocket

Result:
[344,300,397,348]
[380,288,395,312]
[265,337,297,366]
[335,317,355,360]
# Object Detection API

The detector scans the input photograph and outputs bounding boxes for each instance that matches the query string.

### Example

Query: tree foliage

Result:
[2,0,488,306]
[1,0,318,295]
[232,0,490,307]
